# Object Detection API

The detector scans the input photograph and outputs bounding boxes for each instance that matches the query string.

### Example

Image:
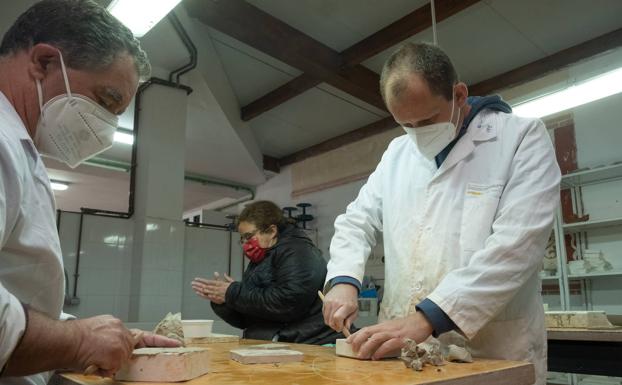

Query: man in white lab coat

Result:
[322,43,560,384]
[0,1,178,384]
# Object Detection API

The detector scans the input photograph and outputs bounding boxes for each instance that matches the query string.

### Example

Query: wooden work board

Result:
[58,339,534,385]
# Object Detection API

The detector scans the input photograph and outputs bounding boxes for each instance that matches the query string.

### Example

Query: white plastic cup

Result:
[181,320,213,338]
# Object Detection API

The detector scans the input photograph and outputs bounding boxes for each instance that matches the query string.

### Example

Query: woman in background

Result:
[191,200,344,344]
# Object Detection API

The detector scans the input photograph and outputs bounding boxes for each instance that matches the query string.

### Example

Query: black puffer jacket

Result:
[211,224,342,344]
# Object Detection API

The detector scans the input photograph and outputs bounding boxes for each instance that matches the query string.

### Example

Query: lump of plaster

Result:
[400,338,445,371]
[153,312,185,345]
[445,344,473,363]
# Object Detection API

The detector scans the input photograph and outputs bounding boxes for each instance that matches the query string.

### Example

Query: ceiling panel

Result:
[248,0,430,52]
[362,2,545,85]
[250,85,386,157]
[211,36,300,106]
[487,0,622,55]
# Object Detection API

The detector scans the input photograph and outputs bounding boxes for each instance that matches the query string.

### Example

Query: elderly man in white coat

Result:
[0,1,179,384]
[321,42,560,384]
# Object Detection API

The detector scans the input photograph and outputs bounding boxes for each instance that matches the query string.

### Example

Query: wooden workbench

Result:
[58,339,534,385]
[547,328,622,376]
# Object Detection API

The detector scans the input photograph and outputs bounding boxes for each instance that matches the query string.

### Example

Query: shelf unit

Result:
[545,162,622,312]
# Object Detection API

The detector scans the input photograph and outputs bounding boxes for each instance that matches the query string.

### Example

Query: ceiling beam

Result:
[185,0,385,112]
[279,117,398,167]
[340,0,481,67]
[279,27,622,167]
[469,27,622,96]
[262,155,280,173]
[241,0,482,121]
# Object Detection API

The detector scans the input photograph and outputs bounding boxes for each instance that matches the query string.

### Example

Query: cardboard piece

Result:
[229,348,303,364]
[114,347,209,382]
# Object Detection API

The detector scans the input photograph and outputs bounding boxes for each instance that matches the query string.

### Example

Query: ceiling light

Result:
[513,66,622,118]
[114,131,135,145]
[107,0,182,37]
[50,181,69,191]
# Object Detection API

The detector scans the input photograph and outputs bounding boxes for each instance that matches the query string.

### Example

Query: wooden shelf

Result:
[561,162,622,188]
[568,270,622,279]
[563,217,622,233]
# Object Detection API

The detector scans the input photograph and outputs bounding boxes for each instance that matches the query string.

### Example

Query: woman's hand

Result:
[191,272,234,304]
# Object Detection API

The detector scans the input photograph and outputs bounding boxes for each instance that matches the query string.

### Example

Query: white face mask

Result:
[34,52,119,168]
[403,96,461,160]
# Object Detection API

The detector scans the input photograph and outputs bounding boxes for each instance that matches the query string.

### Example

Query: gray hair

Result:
[380,42,458,103]
[0,0,150,81]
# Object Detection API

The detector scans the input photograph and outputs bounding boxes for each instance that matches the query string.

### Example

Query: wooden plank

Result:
[242,75,320,121]
[262,155,280,173]
[548,328,622,342]
[59,339,534,385]
[241,0,481,121]
[279,28,622,166]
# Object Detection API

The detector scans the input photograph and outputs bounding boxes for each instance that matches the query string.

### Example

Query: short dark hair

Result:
[0,0,150,80]
[380,42,458,103]
[238,201,287,232]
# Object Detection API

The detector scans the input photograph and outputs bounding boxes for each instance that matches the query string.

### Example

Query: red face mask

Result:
[243,237,267,263]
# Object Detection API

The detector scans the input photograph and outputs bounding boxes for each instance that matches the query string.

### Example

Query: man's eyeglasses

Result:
[239,230,259,244]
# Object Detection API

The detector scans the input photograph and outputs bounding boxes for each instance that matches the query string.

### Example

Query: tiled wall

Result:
[60,212,133,320]
[130,217,185,322]
[182,226,244,336]
[59,211,247,335]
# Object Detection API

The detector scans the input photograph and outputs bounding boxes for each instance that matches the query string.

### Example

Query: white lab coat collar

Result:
[434,111,499,180]
[0,91,32,141]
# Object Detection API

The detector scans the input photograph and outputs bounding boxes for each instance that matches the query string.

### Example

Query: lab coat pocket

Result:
[460,183,503,252]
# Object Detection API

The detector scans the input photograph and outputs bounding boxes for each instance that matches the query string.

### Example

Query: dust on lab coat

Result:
[328,110,561,385]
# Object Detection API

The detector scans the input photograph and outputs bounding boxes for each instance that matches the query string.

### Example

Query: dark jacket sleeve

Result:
[225,243,325,323]
[210,301,247,329]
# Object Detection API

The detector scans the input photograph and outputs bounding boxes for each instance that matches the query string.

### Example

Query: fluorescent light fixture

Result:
[114,131,135,145]
[107,0,182,37]
[50,181,69,191]
[513,66,622,118]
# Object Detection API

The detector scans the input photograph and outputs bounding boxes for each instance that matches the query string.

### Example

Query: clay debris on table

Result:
[400,338,473,371]
[153,312,185,345]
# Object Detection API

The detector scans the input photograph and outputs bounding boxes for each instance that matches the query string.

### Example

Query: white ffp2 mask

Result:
[403,96,461,160]
[34,52,119,168]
